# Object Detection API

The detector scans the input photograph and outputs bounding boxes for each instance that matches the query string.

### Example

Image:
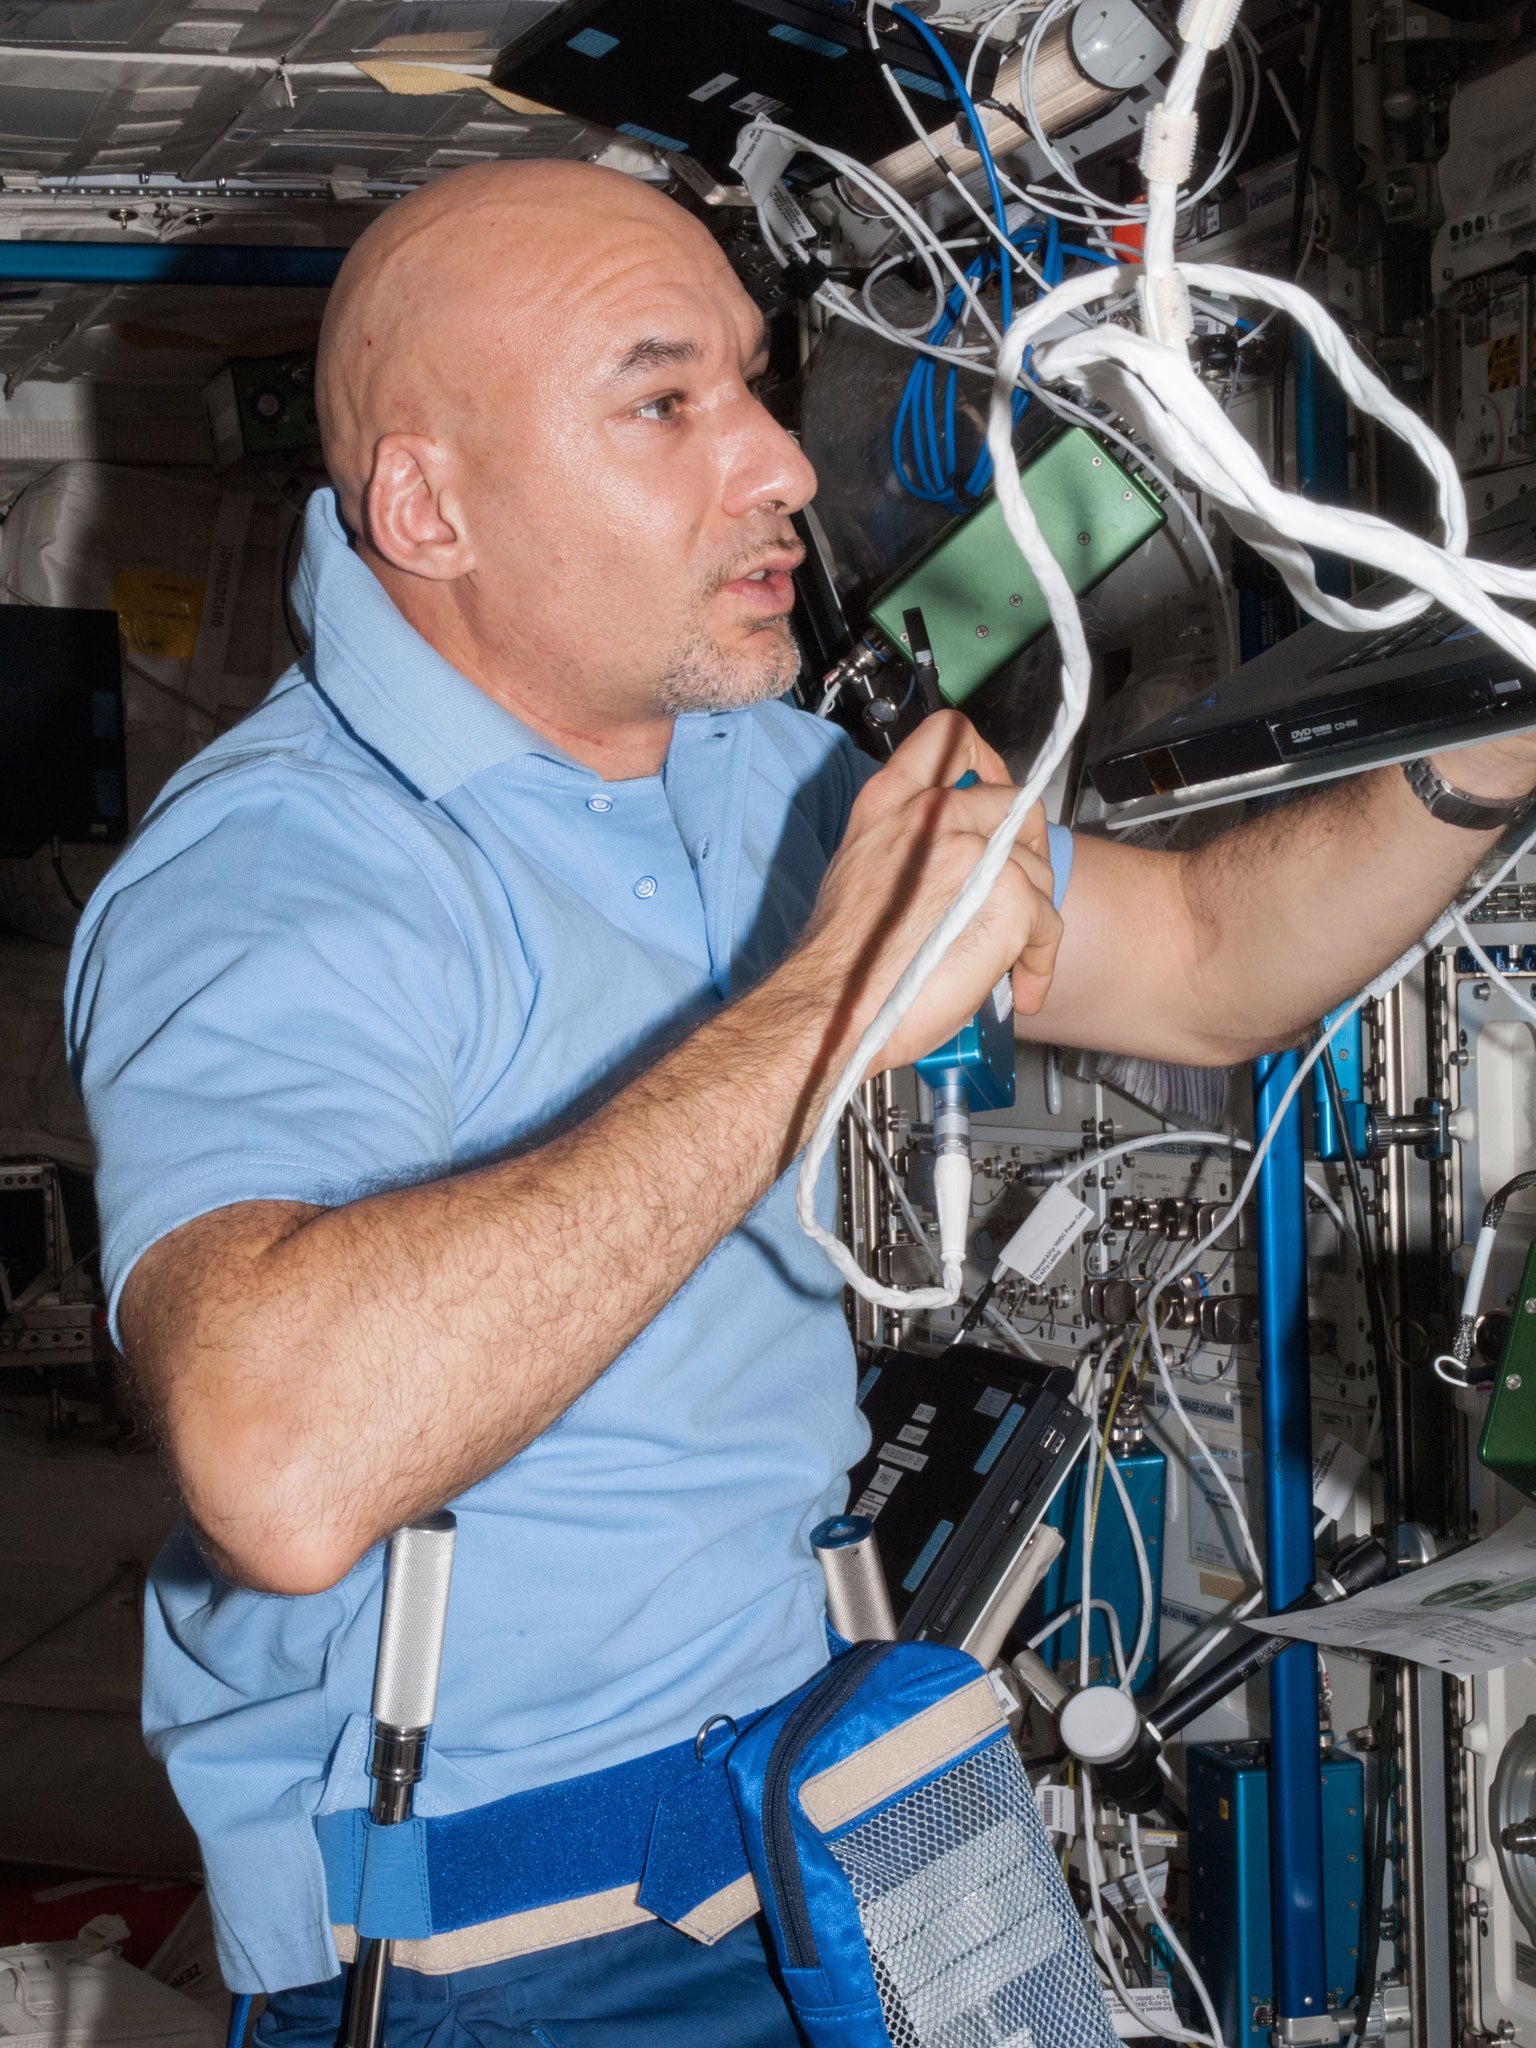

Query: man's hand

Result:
[788,712,1061,1077]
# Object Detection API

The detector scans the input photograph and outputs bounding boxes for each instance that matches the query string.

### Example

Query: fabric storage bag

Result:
[726,1638,1120,2048]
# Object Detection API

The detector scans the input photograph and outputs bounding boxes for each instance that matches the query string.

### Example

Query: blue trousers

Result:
[253,1915,808,2047]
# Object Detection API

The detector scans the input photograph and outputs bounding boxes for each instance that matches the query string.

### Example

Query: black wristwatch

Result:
[1403,756,1536,832]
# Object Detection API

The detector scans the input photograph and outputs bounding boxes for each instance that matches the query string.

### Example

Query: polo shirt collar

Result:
[292,486,584,800]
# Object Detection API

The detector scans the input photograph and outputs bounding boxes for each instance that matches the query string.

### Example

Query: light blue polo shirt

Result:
[65,488,1072,1995]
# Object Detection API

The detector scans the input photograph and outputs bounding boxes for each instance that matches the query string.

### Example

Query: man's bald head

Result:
[309,158,816,774]
[316,160,717,523]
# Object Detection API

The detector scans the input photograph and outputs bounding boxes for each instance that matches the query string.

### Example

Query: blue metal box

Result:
[1187,1741,1364,2048]
[1029,1446,1165,1695]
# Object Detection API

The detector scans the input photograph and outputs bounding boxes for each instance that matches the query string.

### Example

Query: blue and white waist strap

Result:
[314,1725,760,1977]
[315,1645,1005,1980]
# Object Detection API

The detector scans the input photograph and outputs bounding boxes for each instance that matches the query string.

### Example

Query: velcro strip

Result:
[797,1677,1006,1834]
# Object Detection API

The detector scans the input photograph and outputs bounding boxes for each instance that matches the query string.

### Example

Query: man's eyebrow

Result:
[610,334,703,379]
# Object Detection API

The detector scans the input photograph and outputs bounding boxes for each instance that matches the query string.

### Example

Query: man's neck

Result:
[375,556,674,781]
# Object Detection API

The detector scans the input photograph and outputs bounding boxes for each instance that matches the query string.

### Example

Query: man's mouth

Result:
[718,553,803,615]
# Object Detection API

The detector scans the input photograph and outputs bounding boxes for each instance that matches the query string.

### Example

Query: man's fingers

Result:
[861,710,995,809]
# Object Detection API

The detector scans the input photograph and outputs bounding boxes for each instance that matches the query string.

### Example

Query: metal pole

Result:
[1253,1053,1333,2042]
[342,1512,457,2048]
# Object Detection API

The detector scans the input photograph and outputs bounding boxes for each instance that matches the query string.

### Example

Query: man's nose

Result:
[722,405,818,520]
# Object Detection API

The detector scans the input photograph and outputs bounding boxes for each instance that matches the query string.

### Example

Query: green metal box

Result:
[867,427,1166,707]
[1480,1236,1536,1502]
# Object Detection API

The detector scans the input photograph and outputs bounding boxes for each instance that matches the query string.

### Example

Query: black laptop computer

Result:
[1089,498,1536,830]
[848,1343,1087,1647]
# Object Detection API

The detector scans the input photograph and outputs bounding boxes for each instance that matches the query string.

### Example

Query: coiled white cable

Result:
[783,0,1536,1313]
[794,268,1111,1310]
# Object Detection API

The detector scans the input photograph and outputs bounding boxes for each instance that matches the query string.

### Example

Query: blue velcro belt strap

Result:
[316,1735,751,1943]
[635,1756,748,1928]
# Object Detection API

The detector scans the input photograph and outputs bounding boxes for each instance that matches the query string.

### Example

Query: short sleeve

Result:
[66,769,495,1339]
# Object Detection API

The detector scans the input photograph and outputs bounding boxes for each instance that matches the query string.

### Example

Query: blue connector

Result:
[912,770,1018,1113]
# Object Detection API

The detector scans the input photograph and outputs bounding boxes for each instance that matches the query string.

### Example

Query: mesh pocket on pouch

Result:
[826,1735,1114,2048]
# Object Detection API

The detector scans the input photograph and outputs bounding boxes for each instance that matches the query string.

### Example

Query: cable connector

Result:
[1138,104,1199,187]
[1137,265,1195,345]
[781,252,830,299]
[1176,0,1242,49]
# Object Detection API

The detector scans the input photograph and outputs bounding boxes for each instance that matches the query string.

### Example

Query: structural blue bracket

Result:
[1252,1052,1330,2031]
[1311,1006,1372,1162]
[0,243,346,287]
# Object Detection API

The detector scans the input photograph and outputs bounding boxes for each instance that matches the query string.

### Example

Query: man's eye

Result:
[635,393,682,422]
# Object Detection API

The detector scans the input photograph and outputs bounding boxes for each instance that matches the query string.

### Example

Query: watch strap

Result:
[1403,756,1536,832]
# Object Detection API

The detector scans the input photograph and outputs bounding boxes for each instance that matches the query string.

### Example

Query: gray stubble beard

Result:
[653,615,804,716]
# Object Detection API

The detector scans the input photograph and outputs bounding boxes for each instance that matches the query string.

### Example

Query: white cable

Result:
[1028,1596,1130,1681]
[1158,1589,1264,1695]
[1105,1438,1156,1688]
[1452,912,1536,1027]
[850,1096,1044,1356]
[1130,1813,1227,2048]
[1079,1346,1107,1684]
[1081,1775,1219,2046]
[795,266,1109,1309]
[774,0,1536,1319]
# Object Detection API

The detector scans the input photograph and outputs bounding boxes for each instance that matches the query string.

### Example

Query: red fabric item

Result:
[0,1877,200,1968]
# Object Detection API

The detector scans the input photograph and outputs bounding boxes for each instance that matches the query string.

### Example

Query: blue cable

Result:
[886,2,1012,328]
[880,8,1126,509]
[889,222,1040,511]
[226,1992,253,2048]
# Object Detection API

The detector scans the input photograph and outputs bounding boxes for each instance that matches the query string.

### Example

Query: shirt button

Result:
[586,795,613,813]
[634,876,657,899]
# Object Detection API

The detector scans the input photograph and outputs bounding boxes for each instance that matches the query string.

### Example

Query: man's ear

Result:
[361,432,475,581]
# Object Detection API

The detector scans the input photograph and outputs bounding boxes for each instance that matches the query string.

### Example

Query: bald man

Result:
[66,160,1536,2044]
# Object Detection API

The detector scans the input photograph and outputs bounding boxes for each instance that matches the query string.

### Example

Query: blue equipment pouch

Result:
[726,1638,1119,2048]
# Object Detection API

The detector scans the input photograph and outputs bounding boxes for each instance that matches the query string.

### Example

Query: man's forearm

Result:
[1176,757,1515,1058]
[1033,749,1528,1067]
[139,952,854,1593]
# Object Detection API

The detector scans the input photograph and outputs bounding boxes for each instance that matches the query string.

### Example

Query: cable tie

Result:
[1138,104,1199,188]
[1137,266,1195,344]
[1176,0,1243,48]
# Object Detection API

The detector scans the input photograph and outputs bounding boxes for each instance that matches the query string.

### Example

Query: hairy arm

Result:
[120,714,1060,1596]
[1022,740,1536,1065]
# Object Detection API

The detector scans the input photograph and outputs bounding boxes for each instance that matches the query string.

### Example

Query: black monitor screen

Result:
[0,605,126,858]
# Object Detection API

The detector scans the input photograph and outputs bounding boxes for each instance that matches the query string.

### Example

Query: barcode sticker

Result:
[1035,1783,1076,1836]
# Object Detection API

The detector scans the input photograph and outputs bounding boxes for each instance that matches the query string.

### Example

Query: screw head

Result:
[1091,455,1103,466]
[1008,593,1023,607]
[975,624,989,637]
[1077,531,1091,546]
[1509,1374,1523,1390]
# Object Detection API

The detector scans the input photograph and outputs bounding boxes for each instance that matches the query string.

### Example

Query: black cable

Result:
[49,836,83,913]
[1484,1169,1536,1232]
[1320,1045,1399,1561]
[1069,1870,1153,1986]
[1318,1043,1399,2038]
[951,1275,998,1341]
[0,1560,140,1676]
